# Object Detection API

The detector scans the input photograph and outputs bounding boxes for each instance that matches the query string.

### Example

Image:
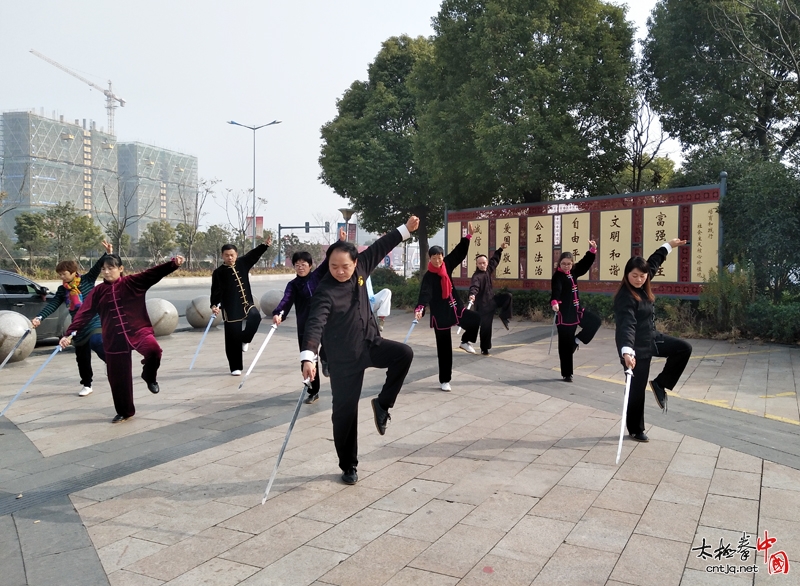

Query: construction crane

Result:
[30,49,126,136]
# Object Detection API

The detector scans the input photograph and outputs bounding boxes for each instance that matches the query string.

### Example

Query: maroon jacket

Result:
[68,260,180,353]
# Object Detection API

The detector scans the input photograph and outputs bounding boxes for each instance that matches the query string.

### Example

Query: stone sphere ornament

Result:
[0,311,37,364]
[186,296,222,329]
[260,290,284,316]
[146,298,179,337]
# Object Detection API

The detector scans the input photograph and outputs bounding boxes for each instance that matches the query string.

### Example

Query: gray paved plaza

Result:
[1,312,800,585]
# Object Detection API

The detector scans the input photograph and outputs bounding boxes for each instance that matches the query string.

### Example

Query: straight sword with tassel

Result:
[1,333,73,417]
[262,378,311,504]
[547,312,557,354]
[456,300,473,335]
[239,311,282,390]
[403,319,419,344]
[0,328,32,371]
[189,304,220,370]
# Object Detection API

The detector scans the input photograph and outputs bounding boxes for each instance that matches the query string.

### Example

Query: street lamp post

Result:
[338,207,355,244]
[227,119,282,249]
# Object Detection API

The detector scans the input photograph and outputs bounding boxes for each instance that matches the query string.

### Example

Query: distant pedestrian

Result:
[210,237,272,375]
[415,223,481,391]
[550,242,602,382]
[366,276,392,332]
[468,242,513,355]
[614,238,693,442]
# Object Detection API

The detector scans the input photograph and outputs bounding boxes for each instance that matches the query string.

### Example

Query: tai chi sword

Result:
[547,313,557,354]
[262,379,311,504]
[403,319,419,344]
[0,328,32,371]
[239,311,282,390]
[1,334,73,418]
[189,304,220,370]
[615,368,634,465]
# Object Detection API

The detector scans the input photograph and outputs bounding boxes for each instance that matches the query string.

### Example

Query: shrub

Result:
[744,302,800,344]
[699,264,756,332]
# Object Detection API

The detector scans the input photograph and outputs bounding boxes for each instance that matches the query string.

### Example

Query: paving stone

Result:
[107,569,164,586]
[237,545,348,586]
[565,506,639,553]
[593,478,656,515]
[320,533,430,586]
[652,472,712,507]
[460,491,537,532]
[382,567,459,586]
[97,536,166,574]
[762,461,800,493]
[457,553,547,586]
[758,516,800,563]
[25,546,110,586]
[666,453,718,480]
[308,506,404,554]
[529,485,599,523]
[532,543,618,585]
[716,447,762,474]
[680,568,753,585]
[708,468,761,500]
[410,522,504,577]
[388,498,473,543]
[158,557,259,586]
[635,499,702,543]
[557,461,617,492]
[610,533,689,586]
[699,494,759,534]
[613,455,669,484]
[685,526,758,573]
[492,515,574,561]
[505,463,571,498]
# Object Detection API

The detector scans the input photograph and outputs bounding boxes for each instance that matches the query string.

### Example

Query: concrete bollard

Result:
[186,295,222,329]
[146,298,179,337]
[260,290,284,317]
[0,311,37,364]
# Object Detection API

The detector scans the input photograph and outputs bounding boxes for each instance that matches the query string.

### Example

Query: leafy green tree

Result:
[40,203,79,261]
[139,220,176,265]
[671,147,800,301]
[106,219,132,258]
[414,0,636,208]
[71,214,105,258]
[201,224,233,267]
[319,35,441,263]
[643,0,800,160]
[14,212,48,266]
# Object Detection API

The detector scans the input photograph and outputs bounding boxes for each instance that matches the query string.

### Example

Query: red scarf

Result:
[428,261,452,299]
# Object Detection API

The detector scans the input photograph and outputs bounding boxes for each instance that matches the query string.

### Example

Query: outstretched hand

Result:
[339,227,347,241]
[500,242,509,249]
[102,240,113,254]
[405,215,420,233]
[668,238,687,248]
[264,236,273,247]
[588,240,597,249]
[174,256,185,267]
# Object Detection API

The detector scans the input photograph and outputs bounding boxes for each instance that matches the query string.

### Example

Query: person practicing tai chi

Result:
[366,276,392,332]
[415,223,482,391]
[210,236,272,375]
[468,242,513,355]
[301,215,418,486]
[59,254,185,423]
[614,238,692,442]
[33,240,113,396]
[272,228,346,404]
[550,243,602,382]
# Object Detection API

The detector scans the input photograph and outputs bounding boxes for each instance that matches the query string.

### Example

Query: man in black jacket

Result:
[210,237,271,375]
[468,241,513,355]
[301,216,418,485]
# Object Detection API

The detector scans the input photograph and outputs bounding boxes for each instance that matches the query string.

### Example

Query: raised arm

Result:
[571,240,597,278]
[358,216,418,275]
[239,237,272,272]
[487,243,505,275]
[126,257,183,294]
[84,240,114,283]
[647,238,685,279]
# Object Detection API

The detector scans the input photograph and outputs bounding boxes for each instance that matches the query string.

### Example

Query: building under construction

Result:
[0,110,198,242]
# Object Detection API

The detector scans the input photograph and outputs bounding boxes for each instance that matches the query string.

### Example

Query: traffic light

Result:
[305,222,310,233]
[324,221,330,233]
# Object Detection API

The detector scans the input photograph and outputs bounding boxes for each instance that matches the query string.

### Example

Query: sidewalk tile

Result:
[308,506,404,554]
[566,506,639,553]
[530,485,598,522]
[296,485,386,525]
[238,545,348,586]
[593,479,656,515]
[409,523,504,577]
[758,516,800,564]
[652,473,712,507]
[492,515,574,561]
[458,553,547,586]
[610,533,689,586]
[532,543,618,585]
[97,536,165,574]
[320,534,429,586]
[382,567,459,586]
[506,463,571,498]
[762,461,800,493]
[635,499,702,543]
[699,494,759,534]
[461,491,537,532]
[357,461,429,492]
[160,557,259,586]
[388,498,474,542]
[666,453,718,480]
[220,516,332,568]
[613,454,669,484]
[708,468,761,500]
[557,462,616,492]
[760,487,800,523]
[107,570,164,586]
[680,568,753,585]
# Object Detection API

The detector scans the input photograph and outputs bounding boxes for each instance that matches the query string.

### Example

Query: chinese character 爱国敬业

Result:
[503,266,511,275]
[502,252,511,263]
[504,235,511,245]
[503,222,511,234]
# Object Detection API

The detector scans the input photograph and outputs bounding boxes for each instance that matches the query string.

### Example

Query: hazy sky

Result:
[1,0,665,237]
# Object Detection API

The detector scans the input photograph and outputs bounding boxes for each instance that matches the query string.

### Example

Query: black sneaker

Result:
[341,468,358,485]
[371,398,391,436]
[321,359,329,377]
[111,414,129,424]
[481,349,490,355]
[650,380,667,412]
[304,393,319,405]
[501,317,510,330]
[629,432,649,442]
[147,381,160,394]
[562,375,573,383]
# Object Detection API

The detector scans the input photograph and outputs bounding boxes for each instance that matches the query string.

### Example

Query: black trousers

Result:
[329,339,413,471]
[556,310,601,378]
[75,333,106,387]
[295,330,321,394]
[223,307,262,372]
[478,293,513,351]
[433,309,481,383]
[625,333,692,434]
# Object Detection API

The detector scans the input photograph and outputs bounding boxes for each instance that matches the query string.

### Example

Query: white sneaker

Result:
[459,342,477,354]
[242,343,249,352]
[441,382,451,391]
[231,370,242,376]
[78,386,93,397]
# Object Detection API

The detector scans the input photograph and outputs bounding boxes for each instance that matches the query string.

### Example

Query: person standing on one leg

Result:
[614,238,693,442]
[59,255,185,423]
[32,240,113,396]
[550,242,602,382]
[273,228,346,404]
[301,216,419,486]
[366,276,392,332]
[468,242,513,356]
[415,223,482,392]
[210,236,272,376]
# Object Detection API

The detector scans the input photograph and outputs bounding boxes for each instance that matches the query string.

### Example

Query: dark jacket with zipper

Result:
[550,250,595,326]
[469,246,502,315]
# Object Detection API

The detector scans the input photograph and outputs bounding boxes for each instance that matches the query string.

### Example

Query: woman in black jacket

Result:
[468,242,513,355]
[550,242,601,382]
[415,223,481,391]
[614,238,692,442]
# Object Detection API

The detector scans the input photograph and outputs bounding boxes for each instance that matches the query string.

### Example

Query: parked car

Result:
[0,270,71,340]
